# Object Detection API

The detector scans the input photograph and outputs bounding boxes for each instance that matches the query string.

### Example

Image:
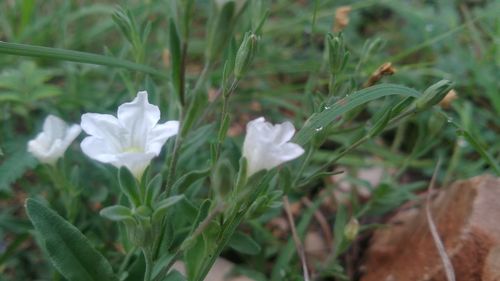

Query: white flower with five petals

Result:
[28,115,81,165]
[80,91,179,179]
[243,117,304,177]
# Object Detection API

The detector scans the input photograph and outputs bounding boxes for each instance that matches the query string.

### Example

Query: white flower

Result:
[80,91,179,179]
[243,117,304,177]
[27,115,81,165]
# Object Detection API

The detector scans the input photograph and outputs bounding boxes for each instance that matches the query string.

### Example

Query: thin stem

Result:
[152,204,225,281]
[283,196,310,281]
[164,132,183,197]
[181,203,225,251]
[214,79,239,160]
[163,62,211,196]
[193,62,210,95]
[118,246,137,275]
[194,209,246,281]
[142,248,153,281]
[179,41,188,106]
[308,108,419,178]
[292,144,314,186]
[45,164,78,222]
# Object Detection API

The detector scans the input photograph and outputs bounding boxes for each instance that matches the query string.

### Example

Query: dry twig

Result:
[283,196,311,281]
[425,159,456,281]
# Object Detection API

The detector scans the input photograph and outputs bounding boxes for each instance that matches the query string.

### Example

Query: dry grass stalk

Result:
[283,196,311,281]
[426,160,456,281]
[439,90,458,109]
[334,6,352,32]
[363,62,396,88]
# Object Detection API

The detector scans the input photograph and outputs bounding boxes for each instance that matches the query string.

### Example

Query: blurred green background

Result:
[0,0,498,280]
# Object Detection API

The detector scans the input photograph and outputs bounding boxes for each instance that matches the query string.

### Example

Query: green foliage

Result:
[294,84,421,145]
[26,199,117,281]
[1,0,499,280]
[0,143,36,193]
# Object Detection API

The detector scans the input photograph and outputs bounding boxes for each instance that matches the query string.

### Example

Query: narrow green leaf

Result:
[171,168,210,194]
[0,42,166,77]
[162,269,186,281]
[118,167,141,207]
[294,84,421,145]
[100,205,134,222]
[368,109,391,138]
[145,174,163,206]
[333,204,347,258]
[456,129,500,175]
[152,195,185,222]
[169,19,182,104]
[228,231,261,255]
[217,115,231,143]
[26,199,118,281]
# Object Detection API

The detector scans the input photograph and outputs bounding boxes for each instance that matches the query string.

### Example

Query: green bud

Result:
[327,33,349,75]
[415,80,453,111]
[234,32,258,78]
[344,218,359,241]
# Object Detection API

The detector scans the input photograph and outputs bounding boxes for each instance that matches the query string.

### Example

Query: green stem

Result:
[214,79,239,160]
[118,246,137,275]
[164,133,183,198]
[194,209,246,281]
[142,248,153,281]
[45,164,78,222]
[309,108,419,177]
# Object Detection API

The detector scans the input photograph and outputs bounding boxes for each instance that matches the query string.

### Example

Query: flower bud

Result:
[344,218,359,241]
[327,33,349,75]
[243,117,304,177]
[415,80,453,111]
[234,32,258,78]
[27,115,81,165]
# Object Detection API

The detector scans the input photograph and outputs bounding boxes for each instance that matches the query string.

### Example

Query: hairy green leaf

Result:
[26,199,118,281]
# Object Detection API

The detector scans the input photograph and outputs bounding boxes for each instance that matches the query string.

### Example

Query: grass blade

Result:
[294,84,421,145]
[0,41,166,78]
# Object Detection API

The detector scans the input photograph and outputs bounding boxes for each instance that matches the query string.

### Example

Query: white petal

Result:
[81,137,120,163]
[271,142,305,163]
[271,121,295,144]
[146,120,179,155]
[45,139,65,163]
[28,138,53,164]
[243,117,304,177]
[81,113,124,151]
[43,115,67,140]
[117,91,160,148]
[63,124,82,147]
[56,124,81,154]
[115,152,156,178]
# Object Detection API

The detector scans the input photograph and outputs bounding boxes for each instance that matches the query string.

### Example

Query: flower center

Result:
[123,146,143,153]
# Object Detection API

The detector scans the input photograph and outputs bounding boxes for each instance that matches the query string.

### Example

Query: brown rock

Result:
[483,246,500,281]
[361,175,500,281]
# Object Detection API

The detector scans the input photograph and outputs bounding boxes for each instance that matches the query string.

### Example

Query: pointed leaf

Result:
[100,205,134,222]
[152,195,185,222]
[26,199,117,281]
[294,84,421,145]
[228,231,261,255]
